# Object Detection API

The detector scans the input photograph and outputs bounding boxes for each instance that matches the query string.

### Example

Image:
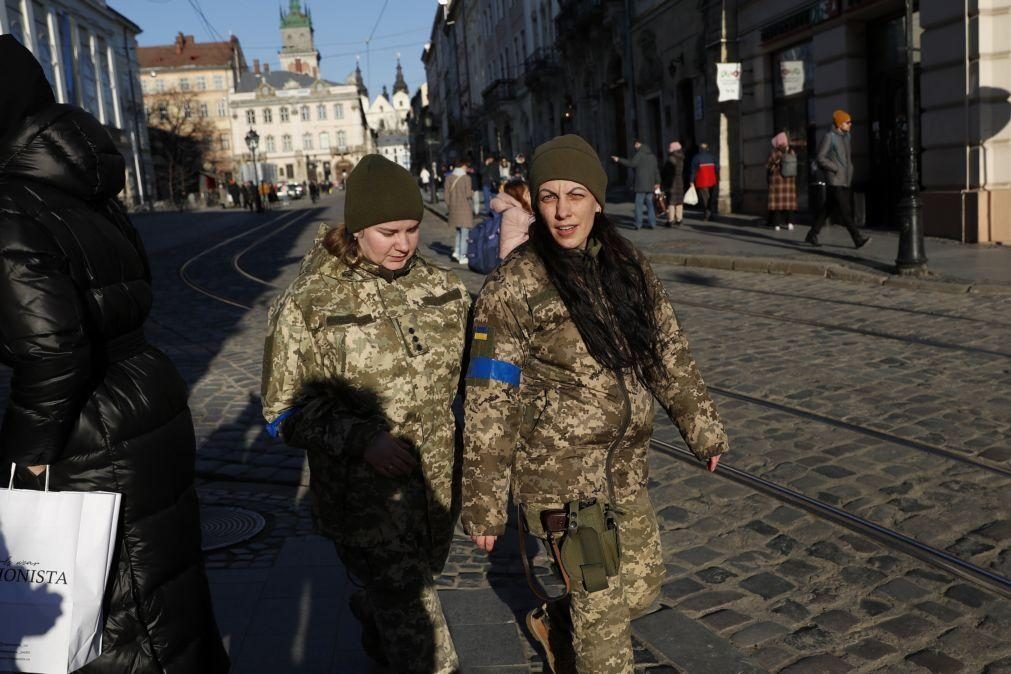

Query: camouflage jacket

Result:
[262,231,469,548]
[461,244,728,536]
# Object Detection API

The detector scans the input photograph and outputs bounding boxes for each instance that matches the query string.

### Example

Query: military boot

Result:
[349,590,388,665]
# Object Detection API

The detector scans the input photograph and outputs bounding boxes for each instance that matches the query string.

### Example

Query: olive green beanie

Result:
[529,134,608,207]
[344,154,423,233]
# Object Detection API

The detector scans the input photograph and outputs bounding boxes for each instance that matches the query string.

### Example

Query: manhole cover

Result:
[200,506,266,551]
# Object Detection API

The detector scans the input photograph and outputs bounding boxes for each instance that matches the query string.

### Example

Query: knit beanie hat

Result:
[833,109,852,127]
[529,134,608,208]
[344,154,423,233]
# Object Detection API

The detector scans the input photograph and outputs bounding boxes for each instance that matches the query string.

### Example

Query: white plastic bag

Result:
[0,465,120,673]
[683,184,699,206]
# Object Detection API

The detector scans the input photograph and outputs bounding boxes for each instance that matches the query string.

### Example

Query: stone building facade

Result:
[1,0,153,206]
[422,0,1010,243]
[138,33,247,199]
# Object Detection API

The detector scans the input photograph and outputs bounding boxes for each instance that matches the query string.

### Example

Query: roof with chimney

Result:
[138,33,241,69]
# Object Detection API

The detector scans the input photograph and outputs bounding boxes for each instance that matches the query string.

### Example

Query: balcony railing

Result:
[482,78,517,107]
[524,47,563,90]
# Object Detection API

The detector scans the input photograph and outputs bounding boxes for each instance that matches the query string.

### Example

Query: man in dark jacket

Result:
[612,140,661,229]
[806,109,870,248]
[0,36,228,673]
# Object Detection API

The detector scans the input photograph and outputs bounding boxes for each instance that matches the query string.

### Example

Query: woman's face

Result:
[357,219,420,270]
[536,180,601,250]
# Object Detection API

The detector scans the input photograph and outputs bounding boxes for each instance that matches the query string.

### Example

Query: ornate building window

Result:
[317,104,326,120]
[300,105,310,121]
[282,134,292,151]
[263,108,273,123]
[280,106,290,122]
[319,132,330,150]
[336,130,347,149]
[334,103,344,119]
[246,109,256,125]
[218,99,227,117]
[302,133,313,150]
[265,135,276,152]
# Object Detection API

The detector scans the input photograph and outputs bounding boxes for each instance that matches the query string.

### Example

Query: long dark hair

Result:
[529,212,666,386]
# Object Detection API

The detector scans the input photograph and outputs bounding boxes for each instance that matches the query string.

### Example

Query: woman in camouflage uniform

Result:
[461,135,728,673]
[261,155,468,674]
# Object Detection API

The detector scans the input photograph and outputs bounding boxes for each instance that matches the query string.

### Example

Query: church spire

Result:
[354,57,368,98]
[393,56,408,95]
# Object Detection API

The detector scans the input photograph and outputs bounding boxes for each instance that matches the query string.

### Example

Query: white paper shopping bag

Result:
[0,465,120,674]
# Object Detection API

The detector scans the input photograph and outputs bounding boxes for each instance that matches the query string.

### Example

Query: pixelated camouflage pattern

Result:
[525,489,664,673]
[339,540,460,674]
[462,244,727,536]
[262,224,469,559]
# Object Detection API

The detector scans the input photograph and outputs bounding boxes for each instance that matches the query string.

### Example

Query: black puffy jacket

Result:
[0,105,229,672]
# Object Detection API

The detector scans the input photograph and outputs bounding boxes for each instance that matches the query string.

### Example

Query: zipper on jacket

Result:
[605,372,632,510]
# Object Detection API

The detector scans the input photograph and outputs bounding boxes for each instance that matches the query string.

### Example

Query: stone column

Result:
[919,0,1011,243]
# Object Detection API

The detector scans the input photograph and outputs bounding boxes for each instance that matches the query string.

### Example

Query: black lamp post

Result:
[895,0,927,275]
[244,128,260,186]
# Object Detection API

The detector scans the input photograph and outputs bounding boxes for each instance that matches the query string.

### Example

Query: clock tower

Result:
[278,0,320,78]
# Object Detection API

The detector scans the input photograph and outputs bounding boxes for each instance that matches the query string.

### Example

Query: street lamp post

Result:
[244,128,260,186]
[895,0,927,275]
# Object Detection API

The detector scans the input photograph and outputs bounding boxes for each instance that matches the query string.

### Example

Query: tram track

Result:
[231,209,319,288]
[671,297,1011,359]
[178,209,308,311]
[659,273,1011,328]
[649,437,1011,600]
[706,385,1011,478]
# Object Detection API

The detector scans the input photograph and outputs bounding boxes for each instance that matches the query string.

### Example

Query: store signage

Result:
[779,60,806,96]
[716,63,742,102]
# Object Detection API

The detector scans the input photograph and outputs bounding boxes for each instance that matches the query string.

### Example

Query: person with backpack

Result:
[766,132,797,231]
[807,110,871,248]
[493,177,535,259]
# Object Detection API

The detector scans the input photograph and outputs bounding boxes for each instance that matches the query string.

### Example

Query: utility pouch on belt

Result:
[519,498,621,602]
[559,498,620,593]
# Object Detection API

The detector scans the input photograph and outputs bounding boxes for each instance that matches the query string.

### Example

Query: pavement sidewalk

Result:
[426,196,1011,294]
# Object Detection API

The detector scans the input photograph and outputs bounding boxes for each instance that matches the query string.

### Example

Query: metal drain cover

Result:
[200,506,266,551]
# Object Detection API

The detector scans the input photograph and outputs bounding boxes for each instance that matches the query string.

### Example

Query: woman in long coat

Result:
[446,158,475,263]
[660,141,686,226]
[262,154,469,673]
[462,135,728,673]
[767,131,798,230]
[0,36,228,673]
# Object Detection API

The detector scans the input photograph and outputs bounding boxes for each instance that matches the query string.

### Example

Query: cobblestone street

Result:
[5,192,1008,673]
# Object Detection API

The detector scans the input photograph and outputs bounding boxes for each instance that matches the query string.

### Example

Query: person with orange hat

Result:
[807,109,871,249]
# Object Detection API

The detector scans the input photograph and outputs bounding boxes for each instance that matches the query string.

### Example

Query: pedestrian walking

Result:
[309,180,319,203]
[446,158,474,264]
[611,139,661,229]
[660,141,686,226]
[688,141,718,221]
[498,156,512,185]
[0,35,229,673]
[807,110,871,248]
[228,177,242,208]
[492,176,535,259]
[482,155,499,214]
[512,152,529,181]
[463,134,728,674]
[766,132,798,231]
[261,154,469,674]
[468,157,482,216]
[420,165,431,190]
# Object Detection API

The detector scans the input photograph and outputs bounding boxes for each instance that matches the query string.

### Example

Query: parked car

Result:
[281,183,305,199]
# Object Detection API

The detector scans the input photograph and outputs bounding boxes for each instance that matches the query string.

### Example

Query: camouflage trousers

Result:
[337,539,459,674]
[525,489,665,674]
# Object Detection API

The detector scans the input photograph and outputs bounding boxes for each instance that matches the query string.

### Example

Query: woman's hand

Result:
[363,432,418,478]
[471,535,497,553]
[707,455,721,472]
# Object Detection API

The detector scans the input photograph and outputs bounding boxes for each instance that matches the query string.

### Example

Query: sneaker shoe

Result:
[349,592,387,665]
[787,223,796,230]
[774,225,783,231]
[855,236,871,250]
